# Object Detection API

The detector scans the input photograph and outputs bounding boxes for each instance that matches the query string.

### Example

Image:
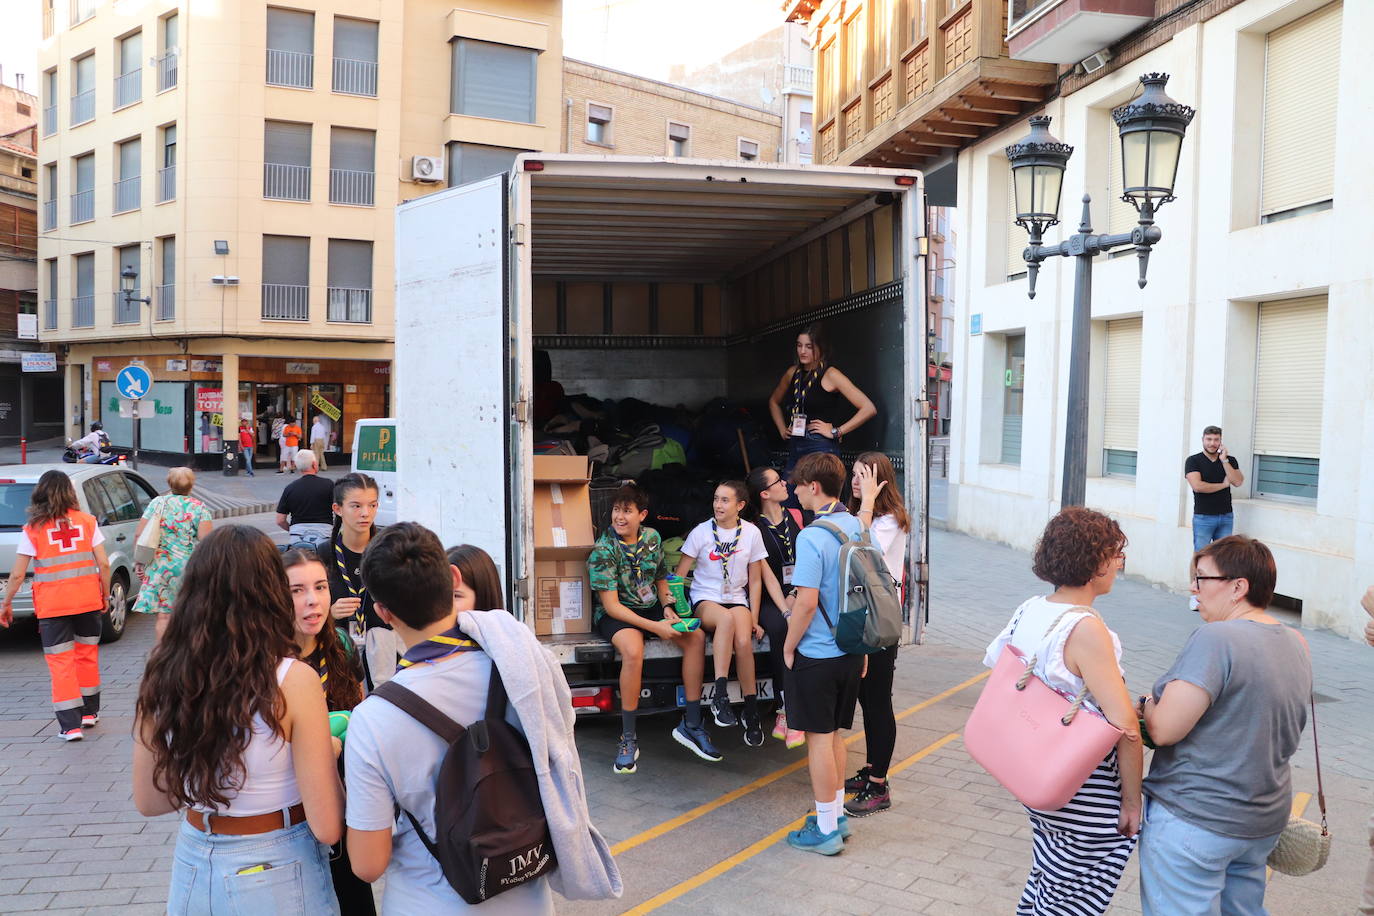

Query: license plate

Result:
[676,678,772,707]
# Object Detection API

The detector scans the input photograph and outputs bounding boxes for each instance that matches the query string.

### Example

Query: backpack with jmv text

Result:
[373,662,557,904]
[812,519,904,655]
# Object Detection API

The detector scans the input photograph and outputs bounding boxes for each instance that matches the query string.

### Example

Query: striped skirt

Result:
[1016,750,1137,916]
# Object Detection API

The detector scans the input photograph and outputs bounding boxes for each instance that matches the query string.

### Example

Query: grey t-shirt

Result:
[1143,620,1310,838]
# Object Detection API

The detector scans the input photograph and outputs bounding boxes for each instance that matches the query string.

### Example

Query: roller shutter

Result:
[1006,164,1025,279]
[1254,296,1325,458]
[1102,317,1142,452]
[1261,2,1341,217]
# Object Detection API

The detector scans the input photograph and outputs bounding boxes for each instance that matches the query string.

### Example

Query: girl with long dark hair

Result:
[133,526,343,915]
[318,473,397,689]
[745,465,805,749]
[447,544,505,612]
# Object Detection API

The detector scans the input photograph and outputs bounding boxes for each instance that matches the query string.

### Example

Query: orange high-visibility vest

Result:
[26,510,104,619]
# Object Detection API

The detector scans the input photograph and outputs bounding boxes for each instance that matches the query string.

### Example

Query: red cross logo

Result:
[47,525,84,553]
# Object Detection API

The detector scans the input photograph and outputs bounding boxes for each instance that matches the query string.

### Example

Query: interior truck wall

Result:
[546,346,728,409]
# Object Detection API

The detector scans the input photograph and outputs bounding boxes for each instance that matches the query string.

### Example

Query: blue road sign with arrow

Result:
[115,364,154,400]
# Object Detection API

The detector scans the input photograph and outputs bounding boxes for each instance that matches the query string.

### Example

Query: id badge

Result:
[790,413,807,438]
[782,564,795,586]
[349,619,366,650]
[636,583,655,605]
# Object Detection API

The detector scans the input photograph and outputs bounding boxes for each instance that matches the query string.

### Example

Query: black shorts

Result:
[692,599,749,615]
[595,602,667,641]
[784,651,864,734]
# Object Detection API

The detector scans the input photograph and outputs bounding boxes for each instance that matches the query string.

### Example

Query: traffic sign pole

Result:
[115,364,154,471]
[132,402,140,470]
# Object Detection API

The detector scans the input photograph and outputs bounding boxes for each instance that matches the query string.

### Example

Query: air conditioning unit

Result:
[410,155,444,183]
[1080,49,1112,76]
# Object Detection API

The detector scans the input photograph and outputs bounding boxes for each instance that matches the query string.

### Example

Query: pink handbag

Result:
[965,607,1124,811]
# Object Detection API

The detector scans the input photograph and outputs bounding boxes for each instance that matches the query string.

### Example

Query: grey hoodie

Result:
[457,609,623,902]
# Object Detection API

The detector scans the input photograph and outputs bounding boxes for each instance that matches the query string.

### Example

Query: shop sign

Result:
[310,391,341,422]
[195,388,223,413]
[970,313,982,336]
[191,359,223,373]
[355,424,396,473]
[373,364,390,375]
[166,358,188,372]
[287,362,320,375]
[96,359,112,372]
[21,352,57,372]
[112,397,173,417]
[17,314,37,340]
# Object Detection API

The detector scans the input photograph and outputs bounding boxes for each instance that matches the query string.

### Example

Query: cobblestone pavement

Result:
[0,523,1366,914]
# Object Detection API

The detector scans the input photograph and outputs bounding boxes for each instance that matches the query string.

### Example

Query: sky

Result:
[0,1,41,95]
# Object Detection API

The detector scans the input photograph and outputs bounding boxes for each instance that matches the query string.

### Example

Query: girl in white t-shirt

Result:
[675,481,769,746]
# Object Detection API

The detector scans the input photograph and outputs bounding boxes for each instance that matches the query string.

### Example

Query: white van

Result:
[350,418,397,528]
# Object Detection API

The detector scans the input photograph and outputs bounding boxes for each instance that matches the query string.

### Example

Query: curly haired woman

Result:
[983,507,1143,915]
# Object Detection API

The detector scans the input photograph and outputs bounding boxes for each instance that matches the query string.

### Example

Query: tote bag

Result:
[965,607,1123,810]
[134,498,164,566]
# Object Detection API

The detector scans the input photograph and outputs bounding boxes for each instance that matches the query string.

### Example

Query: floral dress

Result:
[132,494,212,615]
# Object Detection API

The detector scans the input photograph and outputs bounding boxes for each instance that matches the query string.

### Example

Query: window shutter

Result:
[119,138,141,180]
[451,39,535,123]
[163,13,178,49]
[333,18,377,62]
[262,235,310,286]
[267,8,314,54]
[328,239,372,289]
[1254,296,1326,458]
[117,244,140,277]
[265,121,311,167]
[162,237,175,284]
[75,253,94,296]
[330,127,374,172]
[120,33,142,75]
[75,154,94,192]
[1261,2,1341,216]
[740,139,759,158]
[163,125,177,166]
[1006,164,1025,279]
[1105,121,1135,234]
[1102,317,1142,450]
[75,55,95,93]
[588,104,612,123]
[445,141,518,187]
[668,122,690,142]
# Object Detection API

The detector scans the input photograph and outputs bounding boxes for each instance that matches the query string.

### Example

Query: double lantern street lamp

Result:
[1005,72,1194,508]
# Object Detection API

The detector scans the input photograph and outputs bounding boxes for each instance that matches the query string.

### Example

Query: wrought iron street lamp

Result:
[120,265,152,311]
[1006,72,1194,507]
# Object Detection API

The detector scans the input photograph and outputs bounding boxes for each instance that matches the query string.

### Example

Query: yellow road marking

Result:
[609,669,989,856]
[621,732,963,915]
[1265,791,1312,883]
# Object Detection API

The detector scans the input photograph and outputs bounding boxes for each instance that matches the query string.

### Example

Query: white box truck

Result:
[394,154,931,714]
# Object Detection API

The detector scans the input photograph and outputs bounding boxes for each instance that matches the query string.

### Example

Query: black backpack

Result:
[373,663,556,904]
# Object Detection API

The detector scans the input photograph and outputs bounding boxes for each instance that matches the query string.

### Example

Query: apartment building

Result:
[37,0,561,465]
[562,59,780,160]
[945,0,1373,637]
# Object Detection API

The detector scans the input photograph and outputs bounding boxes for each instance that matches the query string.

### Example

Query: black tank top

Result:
[786,366,848,424]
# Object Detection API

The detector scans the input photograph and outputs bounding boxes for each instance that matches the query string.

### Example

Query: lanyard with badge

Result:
[334,537,368,648]
[789,364,824,438]
[762,515,796,585]
[619,531,656,605]
[711,520,743,593]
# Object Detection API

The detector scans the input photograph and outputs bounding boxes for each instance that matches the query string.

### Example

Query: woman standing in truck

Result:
[767,324,877,491]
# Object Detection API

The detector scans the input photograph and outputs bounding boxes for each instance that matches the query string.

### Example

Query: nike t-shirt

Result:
[682,519,767,606]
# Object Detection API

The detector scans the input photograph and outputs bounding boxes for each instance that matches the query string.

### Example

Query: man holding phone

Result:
[1183,425,1244,610]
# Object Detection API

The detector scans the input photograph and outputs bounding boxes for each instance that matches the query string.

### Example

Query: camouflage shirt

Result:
[587,526,669,622]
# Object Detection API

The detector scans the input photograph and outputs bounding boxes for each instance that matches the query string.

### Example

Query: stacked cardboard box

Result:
[530,456,595,636]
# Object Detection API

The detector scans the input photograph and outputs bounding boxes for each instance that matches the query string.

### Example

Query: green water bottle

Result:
[666,574,692,618]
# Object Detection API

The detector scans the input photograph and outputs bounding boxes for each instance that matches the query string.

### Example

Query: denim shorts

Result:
[168,817,340,916]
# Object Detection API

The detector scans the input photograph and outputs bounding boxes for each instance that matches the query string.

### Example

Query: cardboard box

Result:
[530,456,594,635]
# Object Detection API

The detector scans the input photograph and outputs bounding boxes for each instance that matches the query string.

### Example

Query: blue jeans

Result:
[1192,512,1233,552]
[783,433,840,508]
[1139,796,1279,916]
[241,447,255,475]
[168,818,340,916]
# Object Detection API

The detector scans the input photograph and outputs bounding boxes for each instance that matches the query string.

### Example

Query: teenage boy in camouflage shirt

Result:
[588,484,718,773]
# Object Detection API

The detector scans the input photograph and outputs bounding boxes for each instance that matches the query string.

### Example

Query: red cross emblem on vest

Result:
[47,525,84,553]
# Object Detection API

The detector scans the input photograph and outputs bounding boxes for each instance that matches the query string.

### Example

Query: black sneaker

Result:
[672,719,723,762]
[742,709,764,747]
[844,780,892,817]
[844,765,872,793]
[710,694,737,728]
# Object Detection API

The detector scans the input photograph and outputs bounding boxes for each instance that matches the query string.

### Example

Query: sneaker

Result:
[276,470,285,475]
[844,765,872,793]
[672,719,723,763]
[59,728,83,742]
[710,694,737,728]
[772,711,787,741]
[804,813,852,840]
[844,780,892,817]
[80,714,99,729]
[613,734,640,774]
[785,820,844,855]
[742,710,764,747]
[785,728,806,749]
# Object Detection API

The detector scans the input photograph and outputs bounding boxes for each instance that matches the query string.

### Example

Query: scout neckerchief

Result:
[618,528,650,579]
[395,623,480,669]
[333,534,368,637]
[711,519,743,586]
[760,513,795,565]
[790,363,825,417]
[814,501,844,518]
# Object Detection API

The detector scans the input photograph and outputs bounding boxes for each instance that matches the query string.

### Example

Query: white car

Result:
[0,463,157,642]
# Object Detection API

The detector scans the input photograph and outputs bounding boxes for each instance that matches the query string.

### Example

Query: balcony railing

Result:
[784,64,814,94]
[42,199,56,231]
[70,89,94,125]
[157,283,175,320]
[70,189,94,224]
[332,57,378,97]
[42,105,56,136]
[263,284,309,321]
[329,168,374,206]
[44,299,57,330]
[157,165,175,202]
[266,49,313,89]
[157,50,178,92]
[70,0,95,25]
[113,176,140,213]
[327,287,372,323]
[114,290,140,325]
[72,295,94,328]
[114,69,141,108]
[264,163,311,201]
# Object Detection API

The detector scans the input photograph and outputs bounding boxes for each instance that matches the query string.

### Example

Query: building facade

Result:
[37,0,561,465]
[945,0,1372,637]
[561,59,781,160]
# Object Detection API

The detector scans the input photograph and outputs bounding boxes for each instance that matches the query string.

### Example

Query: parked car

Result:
[0,463,157,642]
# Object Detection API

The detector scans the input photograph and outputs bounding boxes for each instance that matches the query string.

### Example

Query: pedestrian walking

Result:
[272,413,286,470]
[0,470,110,741]
[311,414,330,471]
[447,544,505,613]
[1184,425,1244,610]
[746,465,806,749]
[132,526,343,915]
[842,453,908,818]
[1138,536,1310,916]
[132,467,213,642]
[320,473,399,689]
[983,507,1142,914]
[238,417,257,476]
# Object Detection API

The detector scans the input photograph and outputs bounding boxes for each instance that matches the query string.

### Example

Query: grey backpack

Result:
[812,520,903,655]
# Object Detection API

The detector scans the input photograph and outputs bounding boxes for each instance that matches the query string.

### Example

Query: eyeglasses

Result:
[1192,575,1235,587]
[765,477,786,491]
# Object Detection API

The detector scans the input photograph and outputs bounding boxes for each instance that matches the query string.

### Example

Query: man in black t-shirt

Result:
[275,449,334,542]
[1184,425,1244,609]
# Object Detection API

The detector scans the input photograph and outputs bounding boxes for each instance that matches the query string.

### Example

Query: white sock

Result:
[834,788,844,808]
[816,799,839,835]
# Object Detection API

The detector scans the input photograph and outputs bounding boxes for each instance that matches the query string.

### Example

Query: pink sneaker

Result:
[785,728,806,749]
[772,711,787,741]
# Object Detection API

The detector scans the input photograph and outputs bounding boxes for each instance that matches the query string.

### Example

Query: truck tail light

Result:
[523,160,545,172]
[894,176,916,187]
[569,687,615,713]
